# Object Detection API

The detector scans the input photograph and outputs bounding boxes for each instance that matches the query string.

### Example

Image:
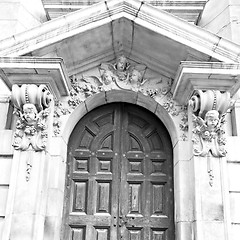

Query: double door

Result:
[64,103,174,240]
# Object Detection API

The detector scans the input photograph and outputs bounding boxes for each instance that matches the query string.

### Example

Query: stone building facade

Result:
[0,0,240,239]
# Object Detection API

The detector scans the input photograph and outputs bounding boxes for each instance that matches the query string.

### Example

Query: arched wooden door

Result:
[63,103,174,240]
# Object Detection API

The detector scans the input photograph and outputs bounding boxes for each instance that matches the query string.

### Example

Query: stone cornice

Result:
[0,57,70,98]
[43,0,207,23]
[172,61,240,104]
[0,0,239,64]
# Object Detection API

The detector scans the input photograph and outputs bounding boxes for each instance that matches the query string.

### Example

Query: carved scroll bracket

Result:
[11,84,53,181]
[189,90,231,186]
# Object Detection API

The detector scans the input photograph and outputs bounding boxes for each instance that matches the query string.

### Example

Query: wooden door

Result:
[64,103,174,240]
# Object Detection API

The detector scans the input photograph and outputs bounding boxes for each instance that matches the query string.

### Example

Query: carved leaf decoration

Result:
[99,62,116,73]
[133,64,147,72]
[82,76,103,86]
[140,78,162,88]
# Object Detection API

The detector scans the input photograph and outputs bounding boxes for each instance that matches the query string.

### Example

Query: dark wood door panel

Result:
[64,103,174,240]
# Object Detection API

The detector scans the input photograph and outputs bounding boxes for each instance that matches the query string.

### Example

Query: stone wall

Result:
[0,97,13,239]
[199,3,240,235]
[198,0,240,45]
[227,101,240,240]
[227,138,240,240]
[0,0,47,40]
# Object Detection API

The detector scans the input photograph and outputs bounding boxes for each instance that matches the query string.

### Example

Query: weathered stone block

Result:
[136,92,157,113]
[173,140,191,165]
[174,159,194,222]
[0,156,12,185]
[230,192,240,223]
[0,186,8,217]
[175,221,193,240]
[0,130,13,155]
[201,221,225,240]
[231,224,240,240]
[47,156,66,191]
[85,91,106,112]
[228,162,240,192]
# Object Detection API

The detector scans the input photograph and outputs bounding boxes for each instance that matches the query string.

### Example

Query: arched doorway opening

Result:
[63,102,174,239]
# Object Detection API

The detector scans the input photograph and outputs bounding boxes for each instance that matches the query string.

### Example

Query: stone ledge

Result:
[172,61,240,104]
[0,57,70,99]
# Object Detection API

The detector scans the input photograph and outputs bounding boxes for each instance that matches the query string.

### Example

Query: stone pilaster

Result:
[188,89,231,240]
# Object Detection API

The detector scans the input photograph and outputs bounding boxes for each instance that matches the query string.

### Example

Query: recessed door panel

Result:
[64,103,174,240]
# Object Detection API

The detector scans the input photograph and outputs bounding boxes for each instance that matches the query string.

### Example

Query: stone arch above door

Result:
[61,90,181,147]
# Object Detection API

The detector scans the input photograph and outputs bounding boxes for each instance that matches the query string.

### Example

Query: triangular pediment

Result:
[0,0,240,79]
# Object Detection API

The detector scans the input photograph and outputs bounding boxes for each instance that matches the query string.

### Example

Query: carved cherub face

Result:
[205,110,219,130]
[130,69,142,85]
[116,55,128,71]
[23,103,37,124]
[102,70,113,85]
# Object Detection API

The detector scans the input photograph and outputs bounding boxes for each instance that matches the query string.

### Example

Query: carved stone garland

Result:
[53,55,187,136]
[189,90,231,186]
[11,84,53,181]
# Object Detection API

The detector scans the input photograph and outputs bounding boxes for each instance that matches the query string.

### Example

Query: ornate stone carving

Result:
[59,56,185,138]
[67,55,174,106]
[192,110,227,157]
[68,75,101,108]
[11,84,53,181]
[179,111,188,141]
[12,84,52,151]
[99,55,148,90]
[189,90,231,186]
[53,100,71,136]
[190,90,230,119]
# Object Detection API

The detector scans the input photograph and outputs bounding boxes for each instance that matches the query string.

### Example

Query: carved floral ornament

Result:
[54,55,187,136]
[189,90,231,186]
[11,84,53,181]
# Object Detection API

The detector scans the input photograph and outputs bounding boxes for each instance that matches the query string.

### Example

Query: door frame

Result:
[55,90,188,240]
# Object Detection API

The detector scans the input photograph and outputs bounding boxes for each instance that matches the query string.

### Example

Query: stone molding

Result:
[0,57,71,98]
[43,0,207,23]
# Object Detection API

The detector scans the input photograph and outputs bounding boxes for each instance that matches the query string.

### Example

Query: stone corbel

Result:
[11,84,53,151]
[11,84,53,181]
[189,90,231,186]
[189,89,230,158]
